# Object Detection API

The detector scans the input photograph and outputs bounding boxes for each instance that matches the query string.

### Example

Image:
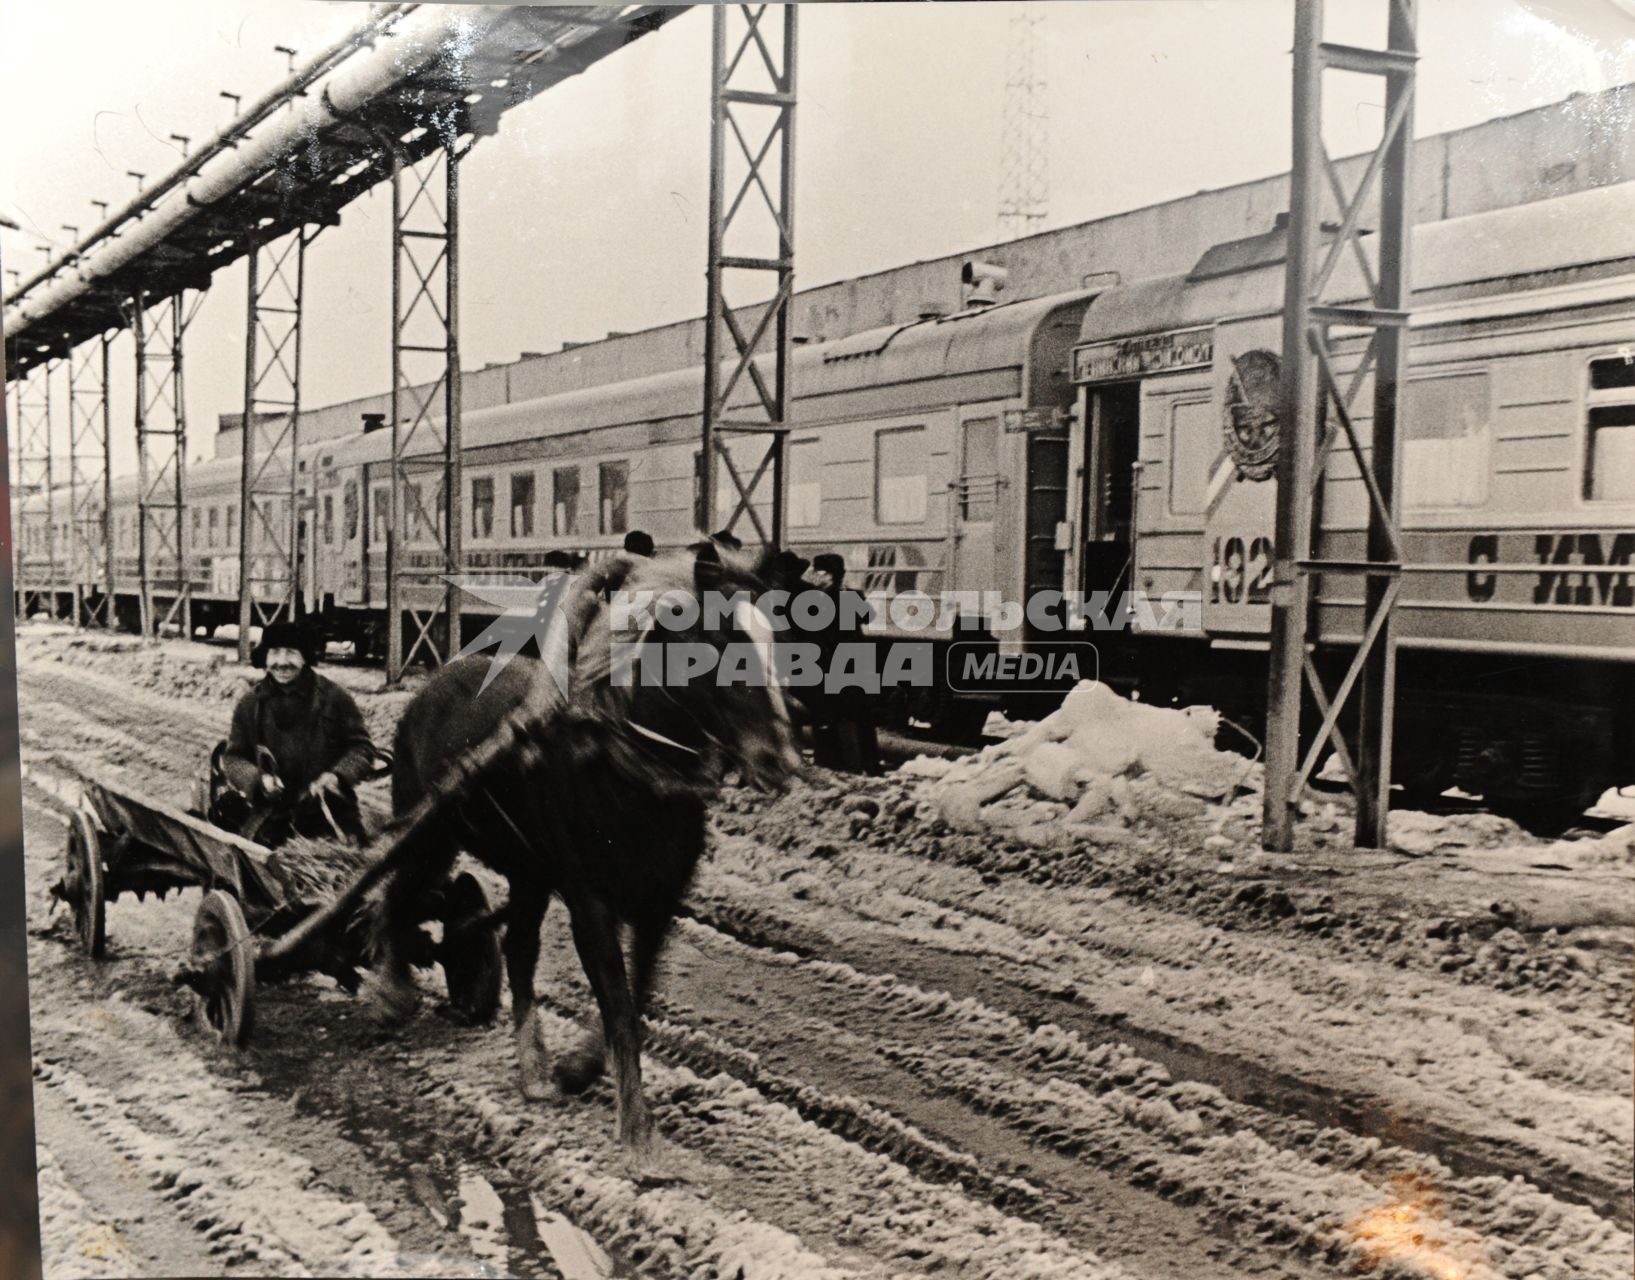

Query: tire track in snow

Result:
[691,833,1633,1217]
[649,916,1632,1279]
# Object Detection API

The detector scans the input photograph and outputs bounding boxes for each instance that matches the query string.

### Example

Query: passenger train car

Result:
[1065,183,1635,817]
[15,183,1635,816]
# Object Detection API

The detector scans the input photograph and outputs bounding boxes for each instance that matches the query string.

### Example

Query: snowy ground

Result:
[14,623,1633,1279]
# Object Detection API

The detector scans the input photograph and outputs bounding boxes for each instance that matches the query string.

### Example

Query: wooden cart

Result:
[55,773,504,1045]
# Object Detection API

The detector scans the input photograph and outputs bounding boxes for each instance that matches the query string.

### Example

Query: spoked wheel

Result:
[64,811,106,958]
[190,890,255,1047]
[439,872,501,1025]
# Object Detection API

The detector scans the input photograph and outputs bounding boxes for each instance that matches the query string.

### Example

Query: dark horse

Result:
[373,548,798,1150]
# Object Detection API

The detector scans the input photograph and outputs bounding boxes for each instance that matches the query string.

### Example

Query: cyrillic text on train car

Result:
[1071,326,1214,384]
[1465,532,1635,607]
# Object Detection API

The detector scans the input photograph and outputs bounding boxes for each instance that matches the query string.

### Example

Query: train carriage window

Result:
[789,438,822,528]
[471,476,495,539]
[599,461,629,535]
[373,485,390,543]
[343,481,359,541]
[191,507,202,547]
[700,444,776,529]
[406,483,426,540]
[209,507,220,546]
[322,494,335,546]
[1585,356,1635,502]
[1402,372,1491,508]
[225,505,235,550]
[510,472,536,538]
[876,426,928,524]
[552,467,580,536]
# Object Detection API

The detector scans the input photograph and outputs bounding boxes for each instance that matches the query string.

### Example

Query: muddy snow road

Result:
[16,628,1634,1280]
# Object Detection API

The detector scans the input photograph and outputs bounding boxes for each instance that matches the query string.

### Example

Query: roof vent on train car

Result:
[361,412,386,433]
[961,260,1008,307]
[917,301,947,321]
[1189,214,1363,282]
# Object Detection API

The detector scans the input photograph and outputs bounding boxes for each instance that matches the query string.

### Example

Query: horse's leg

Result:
[506,884,552,1101]
[561,893,651,1151]
[555,904,670,1095]
[558,817,701,1092]
[368,821,457,1022]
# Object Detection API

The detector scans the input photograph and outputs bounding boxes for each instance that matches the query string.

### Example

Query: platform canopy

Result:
[3,3,676,377]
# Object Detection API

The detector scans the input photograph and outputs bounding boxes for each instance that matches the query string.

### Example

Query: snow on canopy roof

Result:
[1076,181,1635,346]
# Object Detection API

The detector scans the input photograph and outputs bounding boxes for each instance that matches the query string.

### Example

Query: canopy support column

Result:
[1264,0,1417,851]
[701,3,798,546]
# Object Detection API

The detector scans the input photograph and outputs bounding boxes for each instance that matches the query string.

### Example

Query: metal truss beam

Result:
[701,3,797,546]
[134,290,202,642]
[11,359,55,618]
[1264,0,1417,851]
[238,227,315,662]
[386,125,464,682]
[68,335,114,627]
[4,8,681,381]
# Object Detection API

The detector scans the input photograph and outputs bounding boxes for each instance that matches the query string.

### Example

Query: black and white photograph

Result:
[2,2,1633,1277]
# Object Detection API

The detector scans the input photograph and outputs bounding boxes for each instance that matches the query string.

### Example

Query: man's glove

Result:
[260,772,285,800]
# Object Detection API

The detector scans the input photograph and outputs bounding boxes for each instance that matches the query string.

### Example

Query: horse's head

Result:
[567,546,800,794]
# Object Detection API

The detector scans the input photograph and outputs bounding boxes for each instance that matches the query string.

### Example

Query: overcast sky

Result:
[4,0,1634,475]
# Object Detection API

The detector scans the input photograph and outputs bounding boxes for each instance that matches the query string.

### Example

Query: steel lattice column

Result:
[997,9,1050,240]
[12,357,56,619]
[1264,0,1417,851]
[134,291,201,642]
[701,3,797,546]
[67,335,115,627]
[237,228,313,662]
[386,130,464,682]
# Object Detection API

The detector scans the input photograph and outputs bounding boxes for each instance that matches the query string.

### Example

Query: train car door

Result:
[295,504,315,617]
[1023,420,1072,636]
[339,475,364,606]
[948,408,1001,604]
[1080,381,1141,600]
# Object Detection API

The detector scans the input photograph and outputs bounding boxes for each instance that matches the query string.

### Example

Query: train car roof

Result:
[1076,181,1635,346]
[326,288,1094,468]
[51,428,374,513]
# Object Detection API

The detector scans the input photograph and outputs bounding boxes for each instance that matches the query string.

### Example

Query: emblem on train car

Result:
[1222,349,1282,481]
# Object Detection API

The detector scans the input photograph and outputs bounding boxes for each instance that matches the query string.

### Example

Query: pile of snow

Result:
[910,682,1256,847]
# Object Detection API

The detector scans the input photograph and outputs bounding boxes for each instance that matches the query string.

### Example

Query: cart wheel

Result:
[191,890,255,1047]
[65,811,106,958]
[440,873,501,1025]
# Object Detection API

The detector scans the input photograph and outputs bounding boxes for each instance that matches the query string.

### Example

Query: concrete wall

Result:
[216,83,1635,457]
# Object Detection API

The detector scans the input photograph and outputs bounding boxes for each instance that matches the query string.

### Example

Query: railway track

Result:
[15,627,1634,1279]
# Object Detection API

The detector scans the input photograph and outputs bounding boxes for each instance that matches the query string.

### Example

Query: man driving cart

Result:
[213,621,376,846]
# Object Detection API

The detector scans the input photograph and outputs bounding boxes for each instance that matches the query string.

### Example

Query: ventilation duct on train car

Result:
[917,301,948,321]
[961,260,1009,307]
[1189,215,1366,282]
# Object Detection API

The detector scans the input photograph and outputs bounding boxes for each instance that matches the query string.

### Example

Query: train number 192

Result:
[1210,534,1274,604]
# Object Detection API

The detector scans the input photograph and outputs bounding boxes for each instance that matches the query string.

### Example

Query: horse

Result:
[372,547,799,1151]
